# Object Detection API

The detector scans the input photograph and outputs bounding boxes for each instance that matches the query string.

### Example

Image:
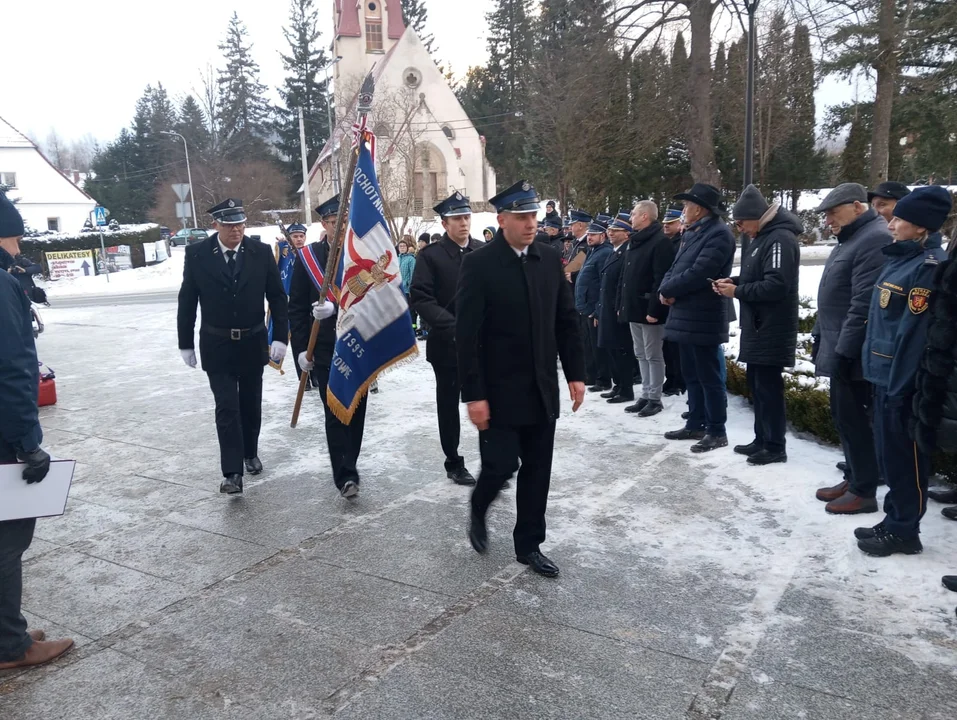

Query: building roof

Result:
[336,0,404,40]
[0,115,36,148]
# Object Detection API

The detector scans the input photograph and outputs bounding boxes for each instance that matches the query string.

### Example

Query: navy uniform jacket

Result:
[0,251,41,454]
[289,238,339,367]
[574,242,612,316]
[455,230,585,426]
[409,234,484,368]
[177,234,288,375]
[596,244,632,350]
[862,233,947,399]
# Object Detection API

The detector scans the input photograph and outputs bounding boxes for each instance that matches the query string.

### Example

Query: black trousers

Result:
[313,364,367,489]
[432,364,464,471]
[830,375,879,499]
[0,438,35,663]
[875,388,930,538]
[207,368,264,477]
[580,314,611,386]
[607,347,635,399]
[663,340,685,391]
[746,364,787,453]
[471,421,556,556]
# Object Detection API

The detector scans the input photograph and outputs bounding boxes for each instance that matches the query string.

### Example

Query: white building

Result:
[0,115,96,234]
[305,0,497,219]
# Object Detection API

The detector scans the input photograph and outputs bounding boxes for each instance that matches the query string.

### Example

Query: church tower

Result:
[333,0,406,115]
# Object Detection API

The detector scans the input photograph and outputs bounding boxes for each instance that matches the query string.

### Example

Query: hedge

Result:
[21,225,162,273]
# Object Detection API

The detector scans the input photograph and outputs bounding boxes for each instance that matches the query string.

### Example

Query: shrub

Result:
[21,225,162,273]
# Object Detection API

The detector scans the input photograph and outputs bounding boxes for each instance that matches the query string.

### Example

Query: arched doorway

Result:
[413,142,447,216]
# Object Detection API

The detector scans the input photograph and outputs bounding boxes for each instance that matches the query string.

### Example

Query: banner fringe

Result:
[326,344,419,424]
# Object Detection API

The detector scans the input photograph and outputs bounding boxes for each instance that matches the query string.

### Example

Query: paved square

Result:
[2,299,956,719]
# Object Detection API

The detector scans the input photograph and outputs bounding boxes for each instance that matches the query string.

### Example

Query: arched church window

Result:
[365,2,383,52]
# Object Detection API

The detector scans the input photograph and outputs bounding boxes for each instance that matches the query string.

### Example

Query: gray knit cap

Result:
[732,185,770,221]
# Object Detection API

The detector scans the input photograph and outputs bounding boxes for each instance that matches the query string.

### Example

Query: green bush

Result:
[21,225,162,272]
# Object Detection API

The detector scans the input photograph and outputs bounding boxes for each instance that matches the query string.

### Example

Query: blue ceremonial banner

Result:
[267,239,297,372]
[327,130,417,423]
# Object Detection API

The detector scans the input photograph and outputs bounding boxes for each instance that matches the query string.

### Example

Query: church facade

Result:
[306,0,497,220]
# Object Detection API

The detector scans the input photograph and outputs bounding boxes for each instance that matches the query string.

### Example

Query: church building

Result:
[306,0,497,219]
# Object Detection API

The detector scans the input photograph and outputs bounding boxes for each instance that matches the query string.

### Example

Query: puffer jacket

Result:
[658,215,735,345]
[733,205,802,367]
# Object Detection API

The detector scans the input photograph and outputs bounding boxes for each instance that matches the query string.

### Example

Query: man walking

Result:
[812,184,890,514]
[457,180,585,578]
[0,192,74,670]
[410,192,484,486]
[617,200,675,416]
[575,220,614,393]
[178,199,289,494]
[714,185,801,465]
[659,184,736,453]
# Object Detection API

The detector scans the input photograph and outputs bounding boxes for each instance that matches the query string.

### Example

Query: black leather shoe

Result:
[747,449,787,465]
[663,387,685,397]
[943,506,957,521]
[600,388,620,399]
[625,399,649,414]
[691,435,729,453]
[836,461,847,473]
[468,512,488,554]
[928,487,957,504]
[943,575,957,592]
[448,467,476,486]
[854,522,886,540]
[638,400,663,417]
[664,428,706,441]
[220,474,243,494]
[244,457,263,475]
[681,411,690,420]
[340,480,359,498]
[588,383,611,393]
[734,441,762,456]
[607,395,634,404]
[857,532,922,557]
[516,551,559,578]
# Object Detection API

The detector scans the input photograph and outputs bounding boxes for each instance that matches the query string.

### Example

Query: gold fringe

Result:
[326,344,419,424]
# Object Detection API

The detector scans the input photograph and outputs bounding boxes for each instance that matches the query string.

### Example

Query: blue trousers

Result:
[681,343,727,436]
[874,388,930,538]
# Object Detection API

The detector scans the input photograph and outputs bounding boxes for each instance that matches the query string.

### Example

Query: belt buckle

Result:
[230,328,241,341]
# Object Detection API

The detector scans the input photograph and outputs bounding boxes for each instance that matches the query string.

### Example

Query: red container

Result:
[38,377,57,407]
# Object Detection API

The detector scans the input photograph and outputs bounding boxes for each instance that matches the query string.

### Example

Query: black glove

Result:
[17,447,51,484]
[834,354,856,384]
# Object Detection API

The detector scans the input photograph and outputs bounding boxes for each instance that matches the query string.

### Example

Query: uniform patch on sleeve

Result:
[879,287,891,308]
[771,242,781,269]
[908,287,931,314]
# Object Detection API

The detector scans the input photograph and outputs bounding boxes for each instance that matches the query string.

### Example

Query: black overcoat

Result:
[177,234,288,375]
[455,229,585,426]
[597,245,632,350]
[616,222,675,325]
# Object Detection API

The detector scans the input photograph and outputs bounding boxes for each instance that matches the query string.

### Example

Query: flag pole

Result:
[291,70,376,428]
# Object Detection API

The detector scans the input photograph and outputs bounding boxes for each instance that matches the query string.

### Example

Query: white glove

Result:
[180,349,197,368]
[298,351,314,372]
[312,300,336,321]
[270,341,287,364]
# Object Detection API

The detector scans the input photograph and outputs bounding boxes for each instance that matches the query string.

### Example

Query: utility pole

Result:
[743,0,759,189]
[161,131,197,226]
[324,56,343,195]
[299,107,311,225]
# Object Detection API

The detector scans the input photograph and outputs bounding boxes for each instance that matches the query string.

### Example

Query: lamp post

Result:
[743,0,759,189]
[161,131,197,226]
[323,56,343,195]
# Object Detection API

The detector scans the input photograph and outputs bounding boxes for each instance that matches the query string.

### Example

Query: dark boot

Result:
[244,457,263,475]
[468,511,488,554]
[638,400,663,417]
[664,428,706,441]
[836,461,847,473]
[854,522,886,540]
[747,449,787,466]
[607,393,634,404]
[625,399,649,414]
[733,441,762,456]
[220,474,243,494]
[600,387,620,399]
[690,435,728,453]
[943,575,957,592]
[588,383,611,393]
[928,486,957,504]
[448,467,477,486]
[942,506,957,521]
[857,532,923,557]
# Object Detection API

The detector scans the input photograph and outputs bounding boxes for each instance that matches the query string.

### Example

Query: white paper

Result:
[0,460,76,521]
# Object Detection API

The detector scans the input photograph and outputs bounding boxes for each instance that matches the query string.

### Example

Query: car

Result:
[170,228,208,246]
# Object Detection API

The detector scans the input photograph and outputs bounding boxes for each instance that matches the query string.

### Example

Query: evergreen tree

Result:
[840,112,870,185]
[218,12,272,162]
[274,0,330,191]
[86,130,144,223]
[176,95,211,162]
[400,0,435,54]
[755,12,791,187]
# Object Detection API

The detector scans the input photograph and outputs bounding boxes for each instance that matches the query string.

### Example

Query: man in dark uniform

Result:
[409,192,483,486]
[289,196,367,499]
[538,216,565,253]
[457,180,586,578]
[563,209,593,286]
[660,208,686,396]
[178,199,288,494]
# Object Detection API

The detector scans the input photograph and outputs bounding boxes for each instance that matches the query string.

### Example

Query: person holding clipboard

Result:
[0,192,74,670]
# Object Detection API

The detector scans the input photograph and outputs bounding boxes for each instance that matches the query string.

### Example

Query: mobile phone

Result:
[707,278,716,284]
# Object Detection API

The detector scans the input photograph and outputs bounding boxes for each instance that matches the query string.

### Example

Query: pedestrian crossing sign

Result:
[94,206,108,226]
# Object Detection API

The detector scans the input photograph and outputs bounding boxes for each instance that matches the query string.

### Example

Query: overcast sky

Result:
[2,0,852,146]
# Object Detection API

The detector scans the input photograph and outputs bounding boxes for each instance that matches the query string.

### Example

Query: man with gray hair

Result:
[617,200,675,416]
[811,183,890,514]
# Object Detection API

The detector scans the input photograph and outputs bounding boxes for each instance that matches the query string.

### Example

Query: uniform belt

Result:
[201,322,265,340]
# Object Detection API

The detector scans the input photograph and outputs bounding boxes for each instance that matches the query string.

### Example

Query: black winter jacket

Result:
[616,222,675,324]
[732,206,802,367]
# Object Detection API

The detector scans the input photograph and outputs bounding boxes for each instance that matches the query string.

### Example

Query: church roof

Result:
[336,0,405,40]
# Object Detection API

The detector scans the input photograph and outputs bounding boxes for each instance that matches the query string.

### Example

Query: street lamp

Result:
[323,56,343,195]
[161,130,197,227]
[742,0,759,189]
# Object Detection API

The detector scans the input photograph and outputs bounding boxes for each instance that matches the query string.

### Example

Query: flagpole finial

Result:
[358,71,375,115]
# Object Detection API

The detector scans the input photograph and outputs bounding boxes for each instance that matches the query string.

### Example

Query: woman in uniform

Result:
[855,186,953,557]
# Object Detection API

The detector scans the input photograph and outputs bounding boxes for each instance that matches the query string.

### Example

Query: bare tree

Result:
[44,129,66,170]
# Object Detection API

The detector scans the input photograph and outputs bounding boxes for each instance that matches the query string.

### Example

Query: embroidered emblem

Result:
[522,181,530,191]
[879,288,891,309]
[908,287,931,314]
[228,199,235,208]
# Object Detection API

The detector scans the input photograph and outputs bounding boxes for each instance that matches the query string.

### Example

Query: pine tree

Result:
[176,95,211,161]
[400,0,434,54]
[755,12,791,187]
[218,12,272,162]
[840,112,870,185]
[87,129,143,222]
[275,0,330,191]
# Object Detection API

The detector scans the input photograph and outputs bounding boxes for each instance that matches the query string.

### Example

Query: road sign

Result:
[93,206,108,226]
[175,202,192,219]
[44,250,95,281]
[172,183,191,202]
